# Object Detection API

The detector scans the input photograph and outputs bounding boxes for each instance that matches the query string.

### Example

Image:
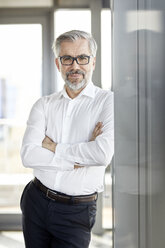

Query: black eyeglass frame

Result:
[59,55,93,66]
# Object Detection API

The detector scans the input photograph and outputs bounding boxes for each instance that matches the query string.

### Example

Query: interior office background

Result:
[0,0,113,247]
[1,0,165,248]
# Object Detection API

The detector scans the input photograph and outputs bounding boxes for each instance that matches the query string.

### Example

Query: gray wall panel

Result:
[113,0,139,247]
[113,0,165,247]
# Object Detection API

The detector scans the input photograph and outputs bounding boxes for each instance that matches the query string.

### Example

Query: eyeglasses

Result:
[59,55,92,66]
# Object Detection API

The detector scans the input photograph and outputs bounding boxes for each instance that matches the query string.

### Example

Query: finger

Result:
[90,122,103,141]
[74,165,84,169]
[94,129,103,137]
[96,122,103,130]
[94,123,103,134]
[92,128,103,139]
[93,124,102,134]
[96,122,103,127]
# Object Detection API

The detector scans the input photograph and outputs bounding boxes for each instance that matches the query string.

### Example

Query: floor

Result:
[0,231,112,248]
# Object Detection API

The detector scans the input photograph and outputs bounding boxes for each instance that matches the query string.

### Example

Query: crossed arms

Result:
[21,92,114,171]
[42,122,103,169]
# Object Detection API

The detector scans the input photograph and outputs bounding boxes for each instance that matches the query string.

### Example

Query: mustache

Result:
[66,70,85,77]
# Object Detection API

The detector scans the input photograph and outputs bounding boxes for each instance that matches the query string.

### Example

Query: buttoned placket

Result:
[61,98,76,143]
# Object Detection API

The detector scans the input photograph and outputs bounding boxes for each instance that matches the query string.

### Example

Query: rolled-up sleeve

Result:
[55,92,114,167]
[20,98,74,171]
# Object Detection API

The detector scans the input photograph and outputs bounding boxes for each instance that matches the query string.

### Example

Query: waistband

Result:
[33,177,98,204]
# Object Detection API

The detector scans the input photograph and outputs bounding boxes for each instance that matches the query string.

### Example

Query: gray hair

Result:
[52,30,97,57]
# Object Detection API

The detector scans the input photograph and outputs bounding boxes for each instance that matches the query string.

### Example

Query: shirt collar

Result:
[80,82,95,98]
[59,87,70,99]
[59,82,96,100]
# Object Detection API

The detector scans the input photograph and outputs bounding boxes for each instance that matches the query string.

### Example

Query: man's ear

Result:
[55,58,60,72]
[93,57,96,71]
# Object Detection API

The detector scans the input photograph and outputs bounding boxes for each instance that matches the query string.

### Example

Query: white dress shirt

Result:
[21,82,114,195]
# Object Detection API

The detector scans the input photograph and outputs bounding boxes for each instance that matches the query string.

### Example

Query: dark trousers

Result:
[20,181,97,248]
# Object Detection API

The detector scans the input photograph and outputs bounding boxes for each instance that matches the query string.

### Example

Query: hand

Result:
[74,122,103,169]
[42,136,57,153]
[74,164,84,169]
[90,122,103,141]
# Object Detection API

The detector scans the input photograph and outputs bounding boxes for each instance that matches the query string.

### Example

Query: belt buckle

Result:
[95,192,98,201]
[46,189,57,201]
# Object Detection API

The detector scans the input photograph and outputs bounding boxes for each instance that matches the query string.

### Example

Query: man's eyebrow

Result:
[61,54,89,57]
[60,55,72,57]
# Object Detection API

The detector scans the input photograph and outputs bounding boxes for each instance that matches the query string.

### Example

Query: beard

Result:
[64,69,93,91]
[65,78,86,91]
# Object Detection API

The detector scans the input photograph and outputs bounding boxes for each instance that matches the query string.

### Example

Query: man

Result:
[20,30,114,248]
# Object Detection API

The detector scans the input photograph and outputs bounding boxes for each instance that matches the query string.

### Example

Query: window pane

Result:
[55,9,91,37]
[0,24,42,213]
[101,10,111,90]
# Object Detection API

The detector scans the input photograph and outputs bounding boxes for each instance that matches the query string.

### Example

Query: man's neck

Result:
[65,85,86,99]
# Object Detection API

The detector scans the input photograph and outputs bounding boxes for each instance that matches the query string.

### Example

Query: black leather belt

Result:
[33,177,98,204]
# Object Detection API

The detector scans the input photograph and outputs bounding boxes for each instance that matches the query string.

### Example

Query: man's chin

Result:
[65,80,87,91]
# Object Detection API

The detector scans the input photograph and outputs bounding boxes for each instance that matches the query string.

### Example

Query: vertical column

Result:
[42,10,55,96]
[113,0,139,247]
[145,1,165,247]
[90,0,104,235]
[113,0,165,247]
[90,0,102,88]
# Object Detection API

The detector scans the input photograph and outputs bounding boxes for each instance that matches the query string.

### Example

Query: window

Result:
[0,24,42,213]
[101,9,112,90]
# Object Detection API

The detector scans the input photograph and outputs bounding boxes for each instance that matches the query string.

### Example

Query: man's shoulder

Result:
[38,91,61,104]
[31,92,61,111]
[94,85,113,100]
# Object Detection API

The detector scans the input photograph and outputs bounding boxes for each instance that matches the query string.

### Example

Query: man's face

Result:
[55,39,96,91]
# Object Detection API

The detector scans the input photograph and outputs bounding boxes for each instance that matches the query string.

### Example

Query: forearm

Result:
[21,143,74,171]
[41,121,106,168]
[41,136,84,169]
[21,144,55,168]
[21,98,74,171]
[42,118,113,168]
[55,112,114,167]
[55,135,114,167]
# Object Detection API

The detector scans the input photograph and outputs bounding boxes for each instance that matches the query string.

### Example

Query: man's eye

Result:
[63,56,72,61]
[78,56,88,63]
[79,55,87,60]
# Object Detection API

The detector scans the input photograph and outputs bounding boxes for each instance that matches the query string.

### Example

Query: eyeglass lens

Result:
[61,55,90,65]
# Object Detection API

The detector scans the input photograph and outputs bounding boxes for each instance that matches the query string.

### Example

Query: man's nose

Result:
[70,59,80,69]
